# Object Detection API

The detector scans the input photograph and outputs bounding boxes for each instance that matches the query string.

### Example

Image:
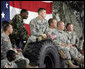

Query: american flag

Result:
[1,1,10,28]
[1,1,53,35]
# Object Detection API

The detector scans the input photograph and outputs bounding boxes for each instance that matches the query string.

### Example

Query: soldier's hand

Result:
[4,65,8,68]
[61,43,66,47]
[48,33,56,40]
[42,34,47,39]
[67,43,72,47]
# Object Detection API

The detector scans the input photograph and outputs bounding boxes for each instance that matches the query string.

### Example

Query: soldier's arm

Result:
[71,32,79,47]
[14,15,29,39]
[29,19,42,36]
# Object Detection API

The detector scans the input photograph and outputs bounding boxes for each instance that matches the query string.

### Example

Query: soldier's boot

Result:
[59,50,66,59]
[67,60,79,68]
[76,57,84,64]
[26,64,39,68]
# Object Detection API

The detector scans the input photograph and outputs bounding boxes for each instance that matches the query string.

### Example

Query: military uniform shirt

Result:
[1,58,17,68]
[1,32,12,59]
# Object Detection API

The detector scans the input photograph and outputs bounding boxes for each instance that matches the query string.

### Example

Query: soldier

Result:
[1,50,17,68]
[47,18,58,40]
[1,21,31,68]
[23,8,49,51]
[54,21,79,68]
[10,9,29,49]
[1,22,13,60]
[1,20,10,33]
[65,23,84,65]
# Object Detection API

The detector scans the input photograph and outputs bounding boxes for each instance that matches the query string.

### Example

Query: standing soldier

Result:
[10,9,29,49]
[65,23,84,65]
[23,8,49,51]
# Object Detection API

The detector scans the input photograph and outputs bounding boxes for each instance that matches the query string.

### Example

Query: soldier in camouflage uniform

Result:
[1,50,17,68]
[65,23,84,65]
[23,8,49,51]
[1,22,13,60]
[1,21,31,68]
[9,9,29,49]
[53,21,79,68]
[47,18,58,40]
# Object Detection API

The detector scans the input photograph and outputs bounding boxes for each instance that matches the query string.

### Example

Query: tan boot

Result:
[67,60,79,68]
[26,64,39,68]
[76,57,84,64]
[81,58,84,64]
[59,50,66,59]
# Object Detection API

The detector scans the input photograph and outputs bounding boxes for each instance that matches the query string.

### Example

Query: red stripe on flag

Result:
[25,24,31,36]
[10,1,52,14]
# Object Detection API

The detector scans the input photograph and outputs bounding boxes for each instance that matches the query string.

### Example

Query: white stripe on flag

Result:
[10,6,52,24]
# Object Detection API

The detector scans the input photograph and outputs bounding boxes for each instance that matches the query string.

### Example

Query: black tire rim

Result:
[44,53,55,68]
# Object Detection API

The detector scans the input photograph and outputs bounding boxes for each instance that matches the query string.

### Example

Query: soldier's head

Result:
[48,18,57,28]
[66,23,74,31]
[6,50,16,62]
[3,21,13,35]
[57,21,65,31]
[20,9,28,19]
[38,8,46,18]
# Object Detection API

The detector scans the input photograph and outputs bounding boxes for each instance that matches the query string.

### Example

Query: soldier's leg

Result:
[15,52,30,68]
[61,47,79,68]
[23,36,37,52]
[56,46,79,68]
[70,46,84,64]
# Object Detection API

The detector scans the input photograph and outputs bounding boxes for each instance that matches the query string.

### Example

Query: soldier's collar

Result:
[3,32,9,38]
[67,31,73,34]
[36,16,45,22]
[58,29,63,33]
[6,58,13,65]
[19,14,23,20]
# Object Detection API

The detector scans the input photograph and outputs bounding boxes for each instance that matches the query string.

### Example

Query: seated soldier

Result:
[23,8,49,52]
[53,21,79,68]
[47,18,58,40]
[1,21,32,68]
[1,50,17,68]
[1,21,13,60]
[65,23,84,65]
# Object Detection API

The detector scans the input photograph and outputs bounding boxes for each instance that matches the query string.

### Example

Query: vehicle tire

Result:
[23,39,61,68]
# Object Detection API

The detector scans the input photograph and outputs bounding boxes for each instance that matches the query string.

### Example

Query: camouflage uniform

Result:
[1,58,17,68]
[53,30,71,60]
[66,31,79,46]
[10,14,29,48]
[1,32,13,60]
[1,32,30,68]
[66,31,84,59]
[27,17,49,43]
[47,27,58,40]
[15,52,30,68]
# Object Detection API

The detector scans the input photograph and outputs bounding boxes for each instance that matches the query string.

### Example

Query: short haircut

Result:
[66,23,73,29]
[20,9,28,14]
[2,21,11,31]
[2,20,9,26]
[48,18,56,26]
[38,8,46,13]
[6,50,16,61]
[57,21,64,27]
